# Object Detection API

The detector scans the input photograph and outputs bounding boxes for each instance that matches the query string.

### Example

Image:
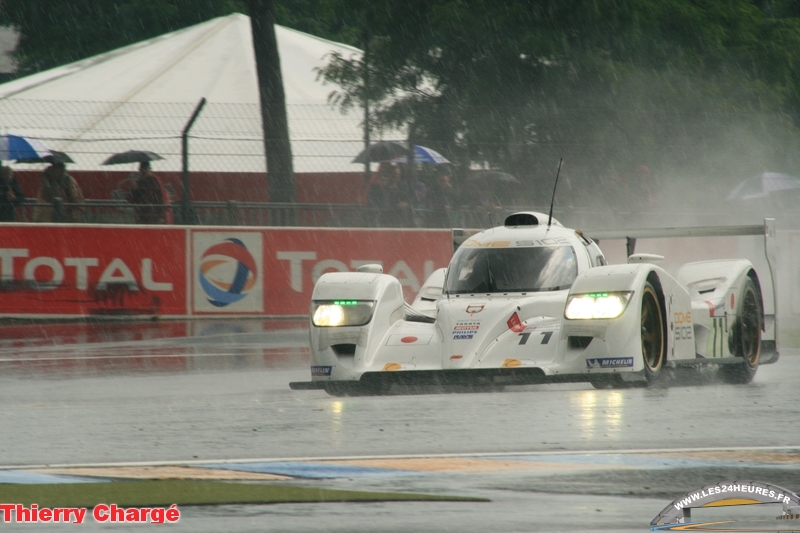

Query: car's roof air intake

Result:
[505,213,540,226]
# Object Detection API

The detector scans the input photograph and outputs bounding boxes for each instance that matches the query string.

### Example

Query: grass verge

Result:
[0,480,488,507]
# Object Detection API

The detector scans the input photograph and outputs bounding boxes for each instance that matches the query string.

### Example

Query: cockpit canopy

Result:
[445,245,578,294]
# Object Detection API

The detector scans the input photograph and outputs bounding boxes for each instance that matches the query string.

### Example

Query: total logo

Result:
[0,249,172,292]
[193,233,263,313]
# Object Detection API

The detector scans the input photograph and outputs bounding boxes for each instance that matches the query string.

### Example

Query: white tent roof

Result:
[0,14,393,172]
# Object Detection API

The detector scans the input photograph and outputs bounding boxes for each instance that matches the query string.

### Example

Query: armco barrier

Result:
[0,224,452,318]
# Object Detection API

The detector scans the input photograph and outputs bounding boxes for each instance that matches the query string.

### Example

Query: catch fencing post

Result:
[181,97,207,225]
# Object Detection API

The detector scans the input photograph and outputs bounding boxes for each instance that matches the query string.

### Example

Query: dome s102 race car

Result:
[290,212,778,395]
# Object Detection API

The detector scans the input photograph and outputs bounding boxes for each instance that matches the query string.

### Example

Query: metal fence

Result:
[12,198,753,231]
[2,98,797,233]
[0,99,391,175]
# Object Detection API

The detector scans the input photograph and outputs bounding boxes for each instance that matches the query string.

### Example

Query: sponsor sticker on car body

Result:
[311,365,332,376]
[586,357,634,369]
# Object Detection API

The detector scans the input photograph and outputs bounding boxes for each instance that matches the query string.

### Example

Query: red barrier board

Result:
[0,225,453,318]
[0,225,187,317]
[189,228,452,316]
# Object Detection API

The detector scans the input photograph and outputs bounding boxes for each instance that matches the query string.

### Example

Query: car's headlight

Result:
[565,292,633,320]
[312,300,375,327]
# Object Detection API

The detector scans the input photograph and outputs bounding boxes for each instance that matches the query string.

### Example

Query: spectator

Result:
[365,162,415,227]
[426,168,457,227]
[398,164,428,227]
[33,162,85,223]
[128,161,171,224]
[0,165,24,222]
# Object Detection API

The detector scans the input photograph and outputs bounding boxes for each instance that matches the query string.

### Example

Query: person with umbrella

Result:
[127,161,171,225]
[101,151,171,225]
[33,161,85,223]
[0,164,24,222]
[366,162,413,227]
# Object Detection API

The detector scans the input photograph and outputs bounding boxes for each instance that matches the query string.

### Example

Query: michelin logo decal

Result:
[311,366,332,376]
[586,357,634,369]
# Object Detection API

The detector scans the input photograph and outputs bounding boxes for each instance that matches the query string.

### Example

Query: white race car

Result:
[290,212,778,395]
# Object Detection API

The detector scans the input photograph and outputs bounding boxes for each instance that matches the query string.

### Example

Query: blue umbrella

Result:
[393,145,450,165]
[0,134,52,161]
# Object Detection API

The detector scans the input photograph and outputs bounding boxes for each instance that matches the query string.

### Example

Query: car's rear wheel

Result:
[720,277,761,385]
[641,281,665,384]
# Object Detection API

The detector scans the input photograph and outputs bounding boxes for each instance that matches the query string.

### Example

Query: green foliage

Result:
[273,0,364,46]
[0,479,484,507]
[316,0,800,193]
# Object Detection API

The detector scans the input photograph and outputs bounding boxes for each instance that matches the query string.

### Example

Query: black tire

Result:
[641,281,666,385]
[720,277,762,385]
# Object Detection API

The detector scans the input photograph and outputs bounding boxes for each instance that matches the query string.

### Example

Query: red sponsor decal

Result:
[401,336,418,343]
[507,312,525,333]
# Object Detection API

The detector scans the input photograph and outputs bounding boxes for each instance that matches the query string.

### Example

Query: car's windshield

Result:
[445,245,578,294]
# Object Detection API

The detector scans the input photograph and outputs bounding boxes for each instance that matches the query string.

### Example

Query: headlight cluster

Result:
[312,300,375,327]
[565,292,632,320]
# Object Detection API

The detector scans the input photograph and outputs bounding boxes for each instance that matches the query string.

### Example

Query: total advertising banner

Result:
[0,224,452,318]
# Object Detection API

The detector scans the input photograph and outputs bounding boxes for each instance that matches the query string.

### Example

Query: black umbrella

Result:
[352,141,408,164]
[468,170,521,183]
[16,150,75,164]
[101,150,164,165]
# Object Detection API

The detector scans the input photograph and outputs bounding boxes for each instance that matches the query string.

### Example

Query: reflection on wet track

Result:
[0,319,309,375]
[1,319,799,532]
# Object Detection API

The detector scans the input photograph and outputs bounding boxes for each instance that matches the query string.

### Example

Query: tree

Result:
[249,0,295,212]
[318,0,800,199]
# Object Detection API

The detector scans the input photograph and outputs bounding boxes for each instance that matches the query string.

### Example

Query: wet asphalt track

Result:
[1,318,799,532]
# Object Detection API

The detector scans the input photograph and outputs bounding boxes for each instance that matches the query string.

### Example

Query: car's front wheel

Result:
[641,281,665,385]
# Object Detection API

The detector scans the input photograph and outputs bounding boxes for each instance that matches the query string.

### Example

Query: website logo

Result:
[651,480,800,530]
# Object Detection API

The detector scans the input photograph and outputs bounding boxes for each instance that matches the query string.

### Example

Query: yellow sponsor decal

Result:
[382,363,402,371]
[664,522,732,530]
[701,498,762,507]
[673,311,692,324]
[501,358,521,368]
[462,239,510,248]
